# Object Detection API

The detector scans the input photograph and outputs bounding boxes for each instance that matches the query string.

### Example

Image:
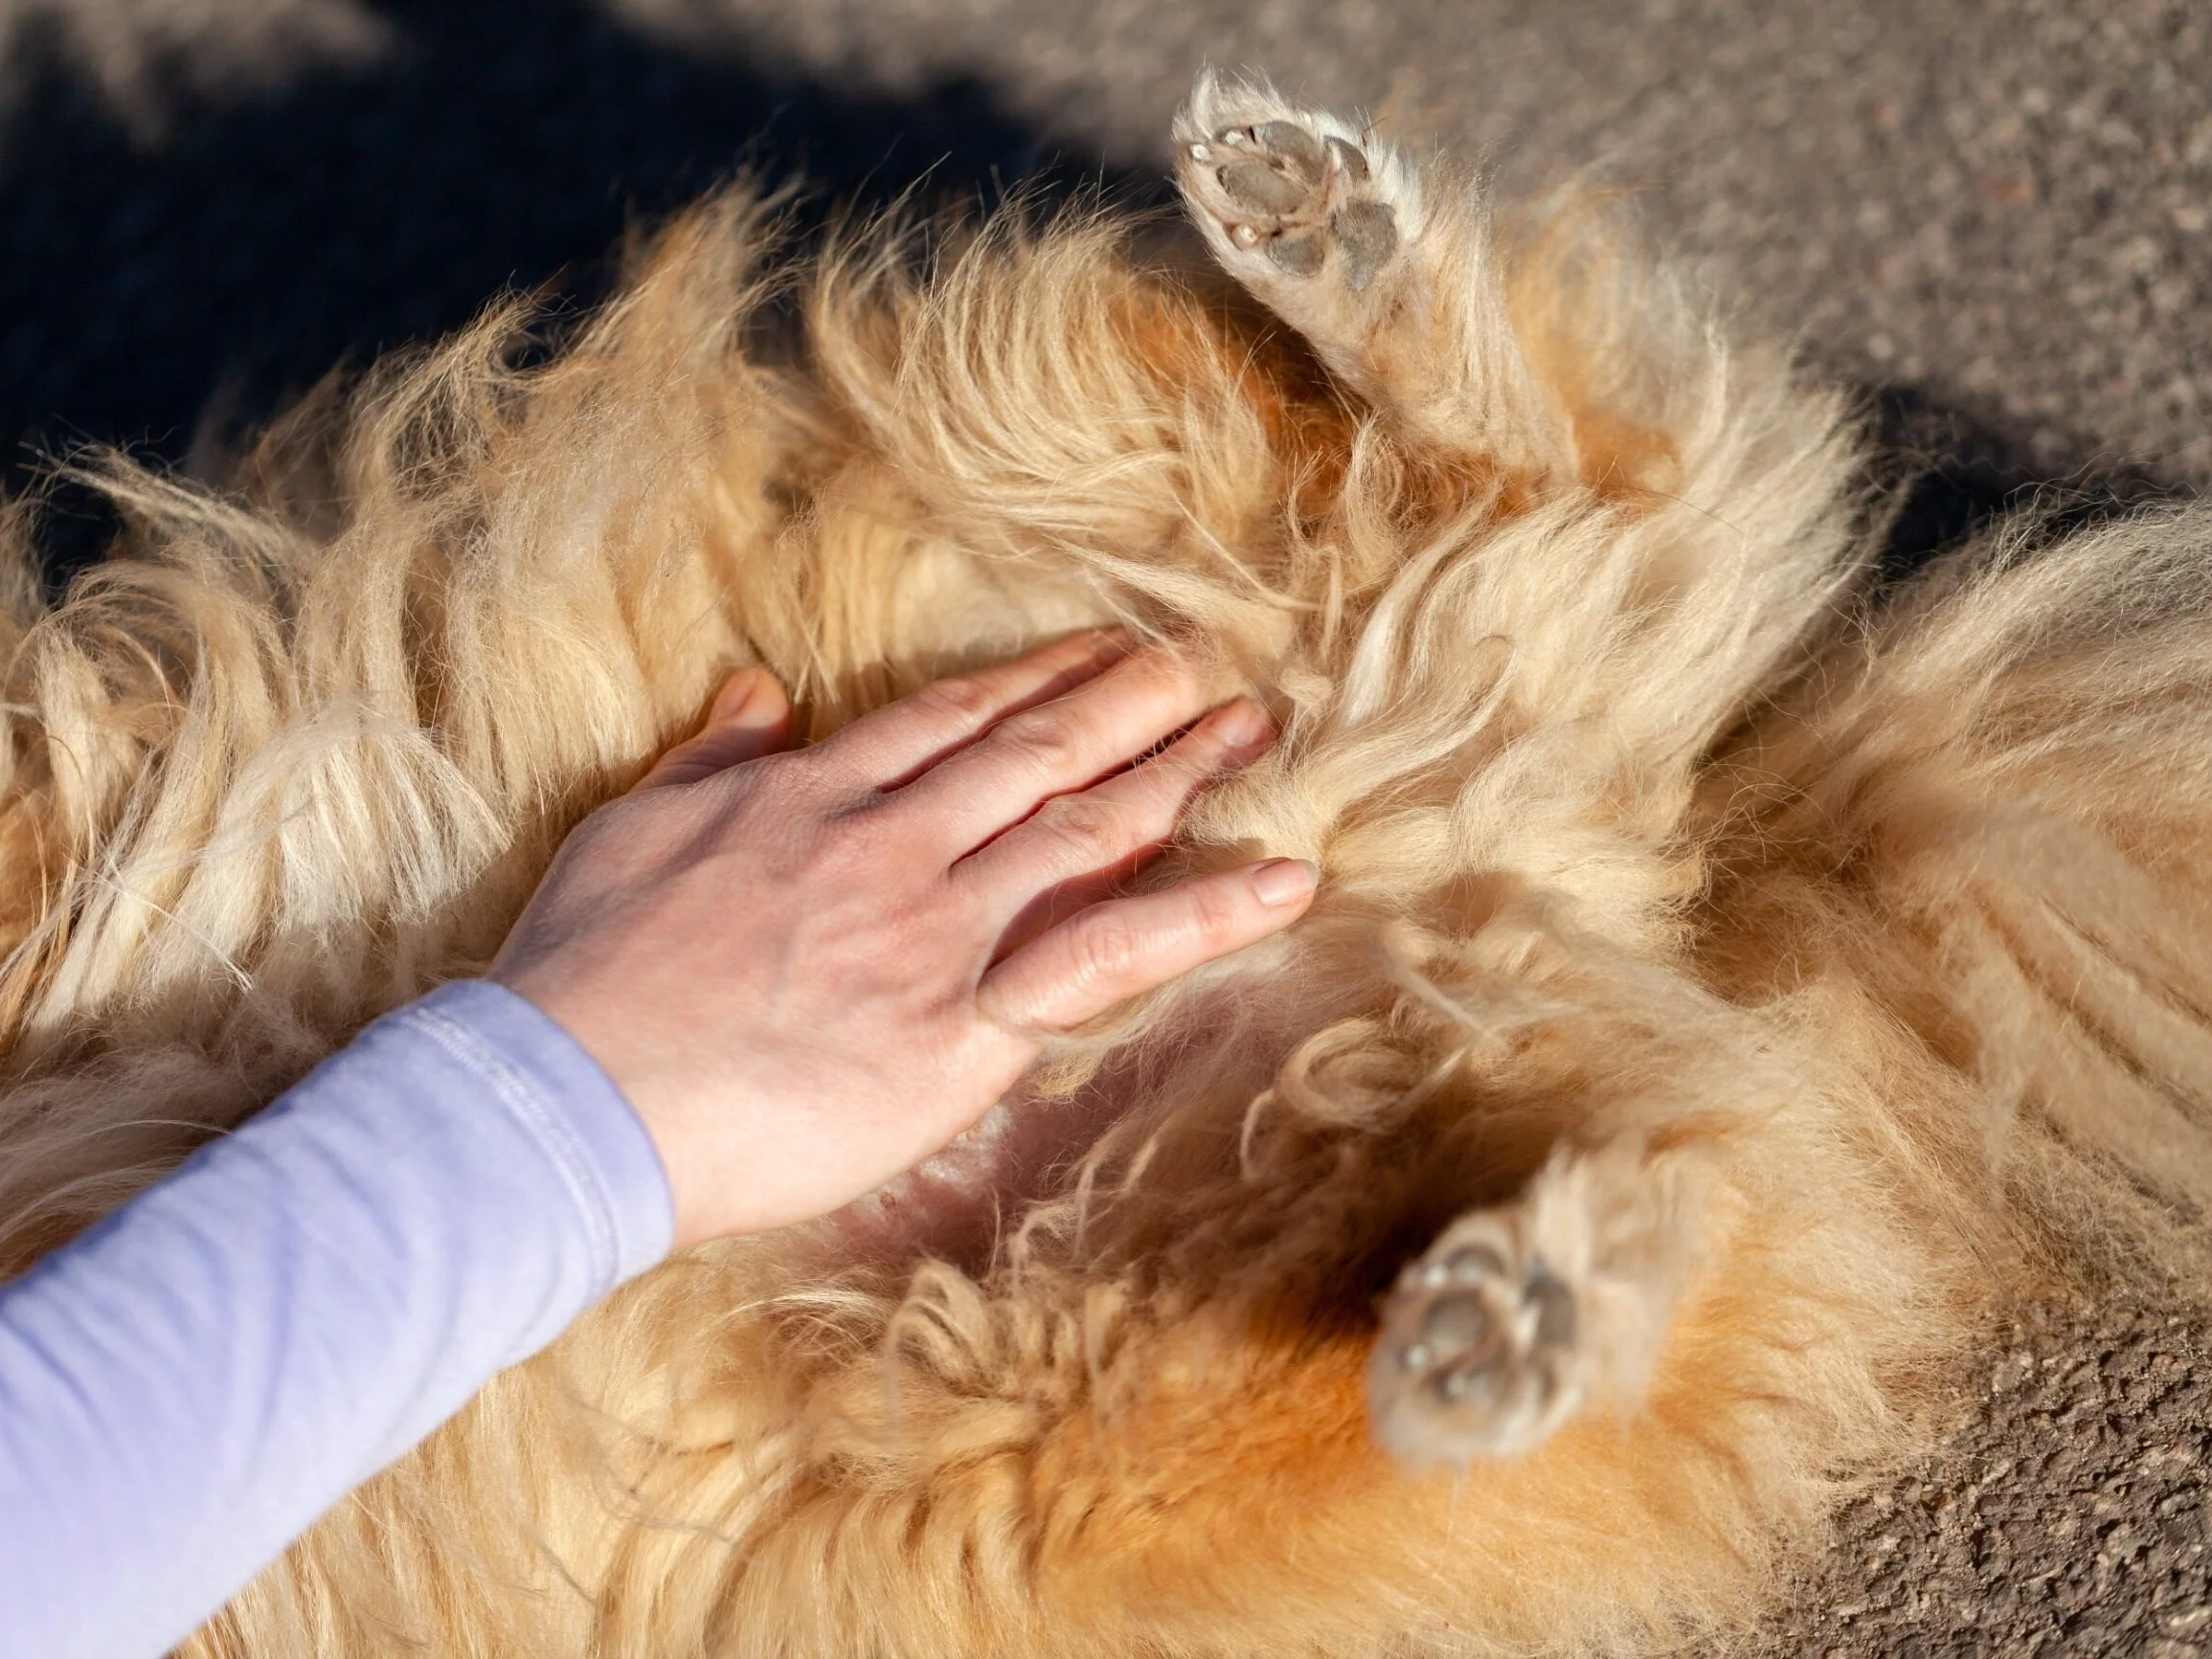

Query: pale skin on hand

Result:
[492,632,1317,1249]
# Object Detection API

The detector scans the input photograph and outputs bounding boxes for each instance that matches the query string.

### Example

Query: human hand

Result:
[491,633,1314,1247]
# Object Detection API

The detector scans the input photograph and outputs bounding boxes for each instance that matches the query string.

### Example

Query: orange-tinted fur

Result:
[2,75,2208,1658]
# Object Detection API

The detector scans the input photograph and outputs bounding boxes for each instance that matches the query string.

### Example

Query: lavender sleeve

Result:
[0,979,675,1659]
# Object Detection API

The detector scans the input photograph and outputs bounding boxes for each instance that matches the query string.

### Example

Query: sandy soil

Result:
[3,1,2208,1650]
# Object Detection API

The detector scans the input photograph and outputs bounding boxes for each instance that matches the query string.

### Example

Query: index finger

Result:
[889,647,1216,860]
[815,628,1132,790]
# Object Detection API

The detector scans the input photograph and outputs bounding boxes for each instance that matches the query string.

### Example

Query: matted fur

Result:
[2,75,2207,1656]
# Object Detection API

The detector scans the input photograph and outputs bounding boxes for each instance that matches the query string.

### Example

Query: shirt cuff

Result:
[397,979,675,1288]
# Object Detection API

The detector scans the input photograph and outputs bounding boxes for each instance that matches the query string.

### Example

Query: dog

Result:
[2,70,2207,1656]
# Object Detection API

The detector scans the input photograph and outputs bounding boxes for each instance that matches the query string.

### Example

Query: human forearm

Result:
[0,980,671,1659]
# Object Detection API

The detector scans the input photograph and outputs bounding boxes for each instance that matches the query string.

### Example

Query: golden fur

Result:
[2,73,2208,1656]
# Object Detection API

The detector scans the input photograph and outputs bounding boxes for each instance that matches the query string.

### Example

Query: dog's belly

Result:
[818,971,1311,1268]
[827,1087,1111,1265]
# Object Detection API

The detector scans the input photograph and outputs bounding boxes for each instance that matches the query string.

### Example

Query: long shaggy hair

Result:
[3,72,2208,1656]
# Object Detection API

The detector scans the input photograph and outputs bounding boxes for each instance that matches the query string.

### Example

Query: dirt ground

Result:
[4,1,2209,1651]
[1741,1301,2212,1656]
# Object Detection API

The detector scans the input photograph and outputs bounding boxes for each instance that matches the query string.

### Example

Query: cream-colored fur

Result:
[2,72,2207,1656]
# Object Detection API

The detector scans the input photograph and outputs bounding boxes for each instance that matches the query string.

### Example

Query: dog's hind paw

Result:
[1367,1211,1586,1466]
[1172,76,1411,298]
[1366,1142,1694,1467]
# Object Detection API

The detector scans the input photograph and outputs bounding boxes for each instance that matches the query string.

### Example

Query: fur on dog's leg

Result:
[1369,1139,1699,1465]
[1173,73,1560,467]
[1169,72,1863,697]
[1703,505,2212,1286]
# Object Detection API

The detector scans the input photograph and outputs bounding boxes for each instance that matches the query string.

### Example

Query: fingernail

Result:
[1250,858,1319,907]
[1211,698,1275,752]
[1091,625,1138,659]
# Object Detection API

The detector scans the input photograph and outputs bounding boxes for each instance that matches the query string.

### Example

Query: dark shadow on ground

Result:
[1869,385,2171,582]
[0,0,1161,577]
[0,3,2177,587]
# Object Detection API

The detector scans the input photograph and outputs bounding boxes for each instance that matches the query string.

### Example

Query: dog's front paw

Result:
[1368,1213,1585,1465]
[1172,76,1408,296]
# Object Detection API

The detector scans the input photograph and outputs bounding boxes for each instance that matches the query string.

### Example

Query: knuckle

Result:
[1070,911,1140,988]
[987,709,1082,775]
[1035,794,1127,861]
[914,675,1001,728]
[760,747,874,821]
[1185,879,1245,942]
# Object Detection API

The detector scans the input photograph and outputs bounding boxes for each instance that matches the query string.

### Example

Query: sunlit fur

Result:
[2,76,2208,1657]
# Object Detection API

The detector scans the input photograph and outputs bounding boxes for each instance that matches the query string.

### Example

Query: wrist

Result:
[453,977,680,1269]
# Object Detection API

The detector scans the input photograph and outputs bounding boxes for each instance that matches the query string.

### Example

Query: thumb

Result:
[637,667,793,790]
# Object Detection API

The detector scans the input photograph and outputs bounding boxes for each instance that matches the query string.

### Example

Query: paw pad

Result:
[1220,158,1310,214]
[1267,235,1324,277]
[1329,202,1398,293]
[1368,1223,1587,1465]
[1177,110,1401,294]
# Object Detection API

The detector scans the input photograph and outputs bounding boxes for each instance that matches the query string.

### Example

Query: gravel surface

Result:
[1738,1304,2212,1658]
[3,2,2208,1650]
